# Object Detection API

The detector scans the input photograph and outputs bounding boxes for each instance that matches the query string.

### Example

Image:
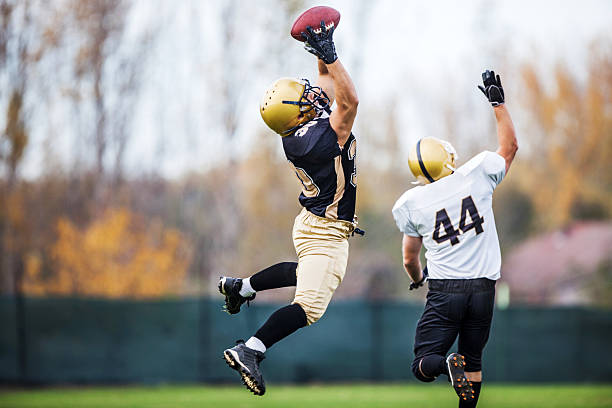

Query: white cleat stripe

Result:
[228,349,250,373]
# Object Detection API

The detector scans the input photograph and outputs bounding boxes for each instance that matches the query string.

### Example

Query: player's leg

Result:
[223,256,346,395]
[413,282,476,401]
[411,287,463,382]
[219,262,297,314]
[457,279,495,407]
[222,272,305,396]
[290,211,350,326]
[223,210,350,395]
[221,262,302,395]
[240,214,350,354]
[250,262,298,290]
[292,241,348,325]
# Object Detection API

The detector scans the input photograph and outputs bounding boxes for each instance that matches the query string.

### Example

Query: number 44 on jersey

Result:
[433,196,484,246]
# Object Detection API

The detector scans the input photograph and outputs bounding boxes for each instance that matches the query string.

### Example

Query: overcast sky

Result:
[21,0,612,179]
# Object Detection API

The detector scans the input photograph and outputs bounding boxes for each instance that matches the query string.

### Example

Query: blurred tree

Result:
[67,0,152,196]
[519,42,612,229]
[236,131,299,278]
[191,0,307,294]
[0,91,28,293]
[0,0,50,294]
[22,208,192,298]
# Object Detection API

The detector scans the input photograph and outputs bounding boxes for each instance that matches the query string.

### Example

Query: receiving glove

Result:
[301,20,337,64]
[478,70,505,106]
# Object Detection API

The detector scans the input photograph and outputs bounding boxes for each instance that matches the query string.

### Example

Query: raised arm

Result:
[494,105,518,173]
[326,60,358,147]
[302,21,358,147]
[316,59,335,106]
[478,70,518,173]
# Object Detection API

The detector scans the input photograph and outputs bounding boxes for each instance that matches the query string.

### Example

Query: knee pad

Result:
[412,358,436,383]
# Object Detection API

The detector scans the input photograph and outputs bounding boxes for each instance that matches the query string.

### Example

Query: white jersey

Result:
[392,151,506,280]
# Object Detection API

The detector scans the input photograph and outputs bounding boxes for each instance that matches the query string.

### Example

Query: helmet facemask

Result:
[280,79,330,135]
[437,138,458,173]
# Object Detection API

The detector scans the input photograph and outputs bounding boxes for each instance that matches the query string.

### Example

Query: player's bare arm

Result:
[494,105,518,173]
[316,59,335,105]
[302,21,358,147]
[402,234,424,284]
[479,70,518,173]
[326,60,358,147]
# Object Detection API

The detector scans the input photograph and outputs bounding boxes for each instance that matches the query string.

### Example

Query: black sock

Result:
[254,303,307,349]
[420,354,447,377]
[250,262,297,291]
[458,381,481,408]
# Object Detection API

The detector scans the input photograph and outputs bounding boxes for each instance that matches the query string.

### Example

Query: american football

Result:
[290,6,340,41]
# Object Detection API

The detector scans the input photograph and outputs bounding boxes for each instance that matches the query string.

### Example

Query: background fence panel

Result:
[0,297,610,385]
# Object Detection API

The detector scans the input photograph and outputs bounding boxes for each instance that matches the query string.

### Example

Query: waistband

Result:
[427,278,496,293]
[299,208,356,235]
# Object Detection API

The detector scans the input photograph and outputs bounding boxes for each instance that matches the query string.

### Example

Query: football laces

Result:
[312,22,335,34]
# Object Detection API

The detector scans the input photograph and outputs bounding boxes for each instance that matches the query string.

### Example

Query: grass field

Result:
[1,384,611,408]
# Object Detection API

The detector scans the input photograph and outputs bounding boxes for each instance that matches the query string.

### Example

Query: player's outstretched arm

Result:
[302,21,358,147]
[316,59,335,106]
[478,70,518,173]
[494,105,518,173]
[402,234,424,285]
[326,59,358,147]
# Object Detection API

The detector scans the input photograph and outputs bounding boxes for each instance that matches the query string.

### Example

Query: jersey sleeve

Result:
[459,151,506,191]
[392,192,421,237]
[480,151,506,188]
[282,118,340,162]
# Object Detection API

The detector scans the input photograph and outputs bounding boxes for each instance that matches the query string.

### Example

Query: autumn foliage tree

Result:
[22,208,192,298]
[515,42,612,229]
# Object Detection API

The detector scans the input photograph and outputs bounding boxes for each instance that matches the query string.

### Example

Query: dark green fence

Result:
[1,297,611,384]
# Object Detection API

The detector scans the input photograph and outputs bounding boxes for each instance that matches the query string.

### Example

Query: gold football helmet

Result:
[260,77,330,137]
[408,137,458,184]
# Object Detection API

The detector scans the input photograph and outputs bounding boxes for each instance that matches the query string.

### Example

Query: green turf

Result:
[0,384,611,408]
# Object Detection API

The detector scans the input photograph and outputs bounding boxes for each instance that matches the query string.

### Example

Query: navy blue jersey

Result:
[282,117,357,222]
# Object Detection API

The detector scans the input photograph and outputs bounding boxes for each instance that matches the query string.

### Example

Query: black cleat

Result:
[218,277,255,314]
[223,340,266,396]
[446,353,475,401]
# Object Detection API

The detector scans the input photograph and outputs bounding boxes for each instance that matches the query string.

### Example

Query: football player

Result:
[219,21,360,396]
[392,71,517,407]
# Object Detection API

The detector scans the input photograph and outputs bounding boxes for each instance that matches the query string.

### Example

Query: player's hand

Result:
[478,70,505,107]
[409,266,428,290]
[301,20,337,64]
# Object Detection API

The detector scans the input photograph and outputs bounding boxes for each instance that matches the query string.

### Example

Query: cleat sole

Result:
[223,350,239,370]
[223,349,265,396]
[446,353,475,401]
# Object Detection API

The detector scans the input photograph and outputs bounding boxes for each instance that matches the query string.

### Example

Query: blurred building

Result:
[501,221,612,306]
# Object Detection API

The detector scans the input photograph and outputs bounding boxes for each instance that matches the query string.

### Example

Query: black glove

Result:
[301,20,337,64]
[409,266,428,291]
[478,70,505,106]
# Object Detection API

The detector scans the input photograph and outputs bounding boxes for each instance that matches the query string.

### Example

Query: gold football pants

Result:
[291,208,354,325]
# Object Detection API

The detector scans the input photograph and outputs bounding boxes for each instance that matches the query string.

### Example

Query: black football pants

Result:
[412,278,496,375]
